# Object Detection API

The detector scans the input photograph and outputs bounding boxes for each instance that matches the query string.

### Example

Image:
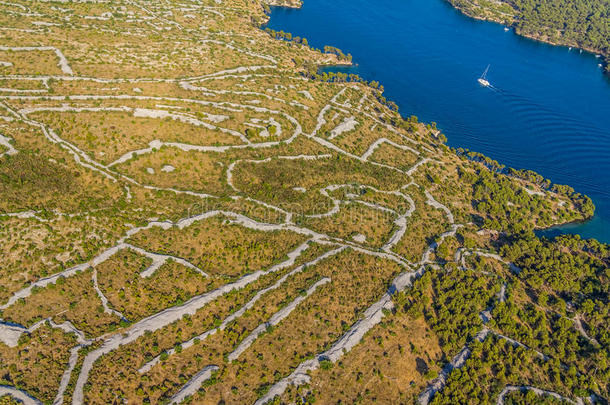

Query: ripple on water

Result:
[268,0,610,241]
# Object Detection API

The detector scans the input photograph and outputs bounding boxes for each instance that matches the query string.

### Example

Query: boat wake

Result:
[477,65,503,93]
[491,88,610,197]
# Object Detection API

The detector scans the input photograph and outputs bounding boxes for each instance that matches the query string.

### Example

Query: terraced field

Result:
[0,1,607,404]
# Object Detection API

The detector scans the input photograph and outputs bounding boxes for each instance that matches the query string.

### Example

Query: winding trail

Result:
[254,265,424,405]
[53,344,87,405]
[92,269,127,320]
[382,193,416,253]
[72,238,331,404]
[0,70,453,403]
[418,328,491,405]
[0,318,89,348]
[0,16,583,404]
[496,385,583,405]
[228,277,331,361]
[0,386,42,405]
[0,133,17,157]
[1,203,410,316]
[168,365,219,404]
[0,46,73,75]
[572,314,599,346]
[361,137,420,161]
[418,247,554,405]
[138,244,343,374]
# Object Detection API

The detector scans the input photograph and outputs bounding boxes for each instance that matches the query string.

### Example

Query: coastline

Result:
[536,216,593,234]
[264,0,600,240]
[0,1,608,403]
[265,0,302,8]
[445,0,609,74]
[317,62,355,70]
[262,4,355,68]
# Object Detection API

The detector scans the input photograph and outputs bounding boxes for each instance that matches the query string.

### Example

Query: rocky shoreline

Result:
[265,0,302,9]
[446,0,609,74]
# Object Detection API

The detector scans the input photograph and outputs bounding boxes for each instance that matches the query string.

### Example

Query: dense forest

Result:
[0,0,608,403]
[512,0,610,54]
[448,0,610,71]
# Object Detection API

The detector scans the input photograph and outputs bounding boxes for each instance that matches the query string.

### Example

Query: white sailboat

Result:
[478,64,491,87]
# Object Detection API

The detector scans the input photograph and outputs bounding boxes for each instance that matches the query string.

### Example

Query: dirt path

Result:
[496,385,584,405]
[0,386,42,405]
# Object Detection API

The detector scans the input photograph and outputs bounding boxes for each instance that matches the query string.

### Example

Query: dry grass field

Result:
[0,0,605,404]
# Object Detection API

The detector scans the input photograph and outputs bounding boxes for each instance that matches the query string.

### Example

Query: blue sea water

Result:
[266,0,610,242]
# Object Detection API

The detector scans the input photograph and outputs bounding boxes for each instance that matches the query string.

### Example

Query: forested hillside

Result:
[448,0,610,72]
[0,0,607,404]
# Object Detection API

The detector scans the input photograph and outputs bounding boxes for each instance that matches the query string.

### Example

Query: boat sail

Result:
[478,64,491,87]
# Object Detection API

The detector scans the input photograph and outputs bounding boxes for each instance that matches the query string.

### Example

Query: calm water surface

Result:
[267,0,610,242]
